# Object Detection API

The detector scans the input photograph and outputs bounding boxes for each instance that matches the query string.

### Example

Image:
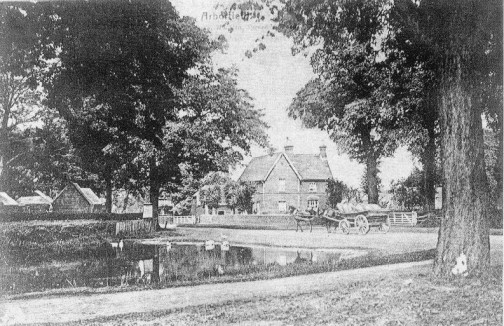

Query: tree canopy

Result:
[0,1,269,223]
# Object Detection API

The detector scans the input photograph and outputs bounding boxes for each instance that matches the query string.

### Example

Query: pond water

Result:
[1,241,361,294]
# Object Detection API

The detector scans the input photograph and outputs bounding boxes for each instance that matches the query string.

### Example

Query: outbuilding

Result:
[16,190,53,213]
[52,183,105,213]
[0,192,20,212]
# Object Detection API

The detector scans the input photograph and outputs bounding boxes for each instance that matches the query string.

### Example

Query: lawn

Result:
[67,265,503,326]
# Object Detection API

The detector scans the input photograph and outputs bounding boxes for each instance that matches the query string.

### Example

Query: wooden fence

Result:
[388,211,418,226]
[198,214,297,229]
[416,211,442,225]
[158,215,196,227]
[115,220,153,236]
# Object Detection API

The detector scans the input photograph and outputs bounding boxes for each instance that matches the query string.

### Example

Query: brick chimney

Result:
[319,144,327,159]
[284,137,294,155]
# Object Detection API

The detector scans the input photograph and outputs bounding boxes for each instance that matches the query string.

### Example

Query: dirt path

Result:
[0,261,432,325]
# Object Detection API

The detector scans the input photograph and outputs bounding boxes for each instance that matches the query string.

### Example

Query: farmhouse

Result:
[16,190,53,212]
[52,183,105,213]
[239,140,333,214]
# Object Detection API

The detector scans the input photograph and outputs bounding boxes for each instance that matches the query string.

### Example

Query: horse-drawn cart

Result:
[323,204,390,235]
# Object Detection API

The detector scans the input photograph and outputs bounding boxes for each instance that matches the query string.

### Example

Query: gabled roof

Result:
[17,190,53,206]
[238,153,282,182]
[54,183,104,206]
[80,187,104,205]
[17,196,52,206]
[288,154,333,180]
[0,192,18,206]
[34,190,53,203]
[239,152,333,182]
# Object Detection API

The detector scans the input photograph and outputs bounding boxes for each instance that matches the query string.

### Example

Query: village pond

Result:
[1,240,364,295]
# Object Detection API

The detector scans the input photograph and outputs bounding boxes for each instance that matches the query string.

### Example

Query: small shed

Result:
[17,191,53,213]
[0,192,20,212]
[52,183,105,213]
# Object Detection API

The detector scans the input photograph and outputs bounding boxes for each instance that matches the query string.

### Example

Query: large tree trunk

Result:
[495,127,503,210]
[0,95,11,190]
[149,158,160,231]
[105,172,113,213]
[421,130,437,210]
[152,246,160,283]
[433,64,491,277]
[366,153,379,204]
[420,88,439,211]
[361,129,379,204]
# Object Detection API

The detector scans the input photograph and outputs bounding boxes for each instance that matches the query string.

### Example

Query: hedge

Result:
[0,212,143,222]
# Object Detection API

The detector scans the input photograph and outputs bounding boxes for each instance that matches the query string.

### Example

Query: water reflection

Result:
[2,242,346,294]
[115,242,343,285]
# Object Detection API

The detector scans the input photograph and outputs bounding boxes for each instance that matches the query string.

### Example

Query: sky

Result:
[171,0,417,189]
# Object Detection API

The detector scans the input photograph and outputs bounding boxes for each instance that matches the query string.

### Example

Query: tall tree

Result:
[288,77,397,204]
[280,1,407,204]
[239,0,440,209]
[273,0,501,276]
[412,0,501,277]
[1,107,97,198]
[0,3,47,190]
[39,1,268,224]
[38,1,217,217]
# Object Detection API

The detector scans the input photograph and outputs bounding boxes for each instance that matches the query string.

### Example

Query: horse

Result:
[322,208,340,233]
[289,205,321,232]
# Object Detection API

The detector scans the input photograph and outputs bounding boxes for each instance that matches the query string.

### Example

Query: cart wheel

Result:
[380,217,391,233]
[355,215,370,235]
[339,219,350,235]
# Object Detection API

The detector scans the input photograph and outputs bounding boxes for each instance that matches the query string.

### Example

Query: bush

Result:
[0,212,143,222]
[0,222,117,266]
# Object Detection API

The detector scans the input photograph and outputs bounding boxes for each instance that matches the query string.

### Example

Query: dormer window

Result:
[279,178,286,192]
[309,182,317,192]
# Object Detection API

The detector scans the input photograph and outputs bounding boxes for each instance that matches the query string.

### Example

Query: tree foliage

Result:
[326,179,349,209]
[389,167,441,211]
[0,4,47,190]
[282,1,402,203]
[11,1,270,220]
[1,108,98,198]
[199,172,257,214]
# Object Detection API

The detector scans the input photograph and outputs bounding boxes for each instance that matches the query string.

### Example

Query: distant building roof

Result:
[17,196,52,206]
[80,187,104,205]
[34,190,53,203]
[54,183,104,206]
[0,192,18,206]
[239,152,333,182]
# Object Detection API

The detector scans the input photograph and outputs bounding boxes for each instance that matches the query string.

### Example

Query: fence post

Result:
[411,211,417,226]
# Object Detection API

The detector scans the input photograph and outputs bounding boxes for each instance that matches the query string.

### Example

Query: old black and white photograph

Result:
[0,0,502,324]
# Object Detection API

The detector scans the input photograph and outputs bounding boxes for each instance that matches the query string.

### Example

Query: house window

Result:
[307,200,319,210]
[309,182,317,192]
[278,178,286,192]
[278,201,287,213]
[218,210,225,215]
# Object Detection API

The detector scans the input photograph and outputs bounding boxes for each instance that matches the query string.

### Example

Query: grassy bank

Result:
[68,264,503,326]
[0,222,117,266]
